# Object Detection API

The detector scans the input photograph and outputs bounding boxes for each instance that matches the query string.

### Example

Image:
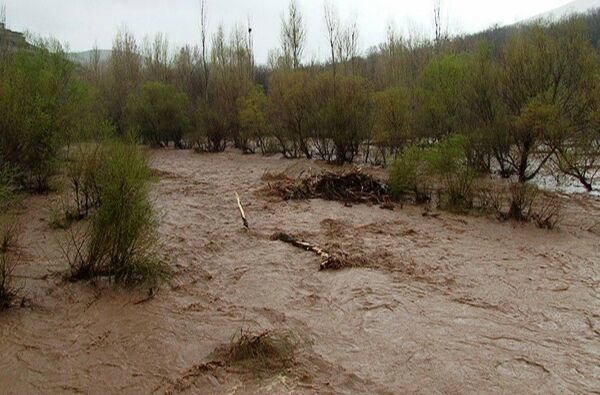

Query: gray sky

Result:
[3,0,572,62]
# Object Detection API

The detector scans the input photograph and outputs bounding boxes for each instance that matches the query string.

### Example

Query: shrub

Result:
[127,82,191,148]
[371,87,411,165]
[66,145,103,219]
[388,145,431,203]
[224,328,299,371]
[532,194,562,230]
[67,139,170,287]
[389,136,476,208]
[506,183,538,222]
[482,182,561,228]
[311,72,371,164]
[0,161,17,212]
[190,102,228,153]
[267,69,313,158]
[0,218,18,254]
[425,135,476,210]
[239,85,270,154]
[0,217,19,311]
[0,252,18,311]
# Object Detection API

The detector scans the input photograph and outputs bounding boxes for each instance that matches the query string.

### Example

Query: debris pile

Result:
[266,168,390,204]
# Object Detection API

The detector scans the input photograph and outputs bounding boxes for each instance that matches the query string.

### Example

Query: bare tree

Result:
[281,0,306,69]
[338,16,359,74]
[433,0,446,48]
[200,0,210,101]
[324,0,340,93]
[0,3,5,27]
[0,2,7,59]
[142,33,170,82]
[247,16,255,72]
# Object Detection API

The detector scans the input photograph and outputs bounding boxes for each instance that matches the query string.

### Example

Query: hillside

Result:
[67,49,112,65]
[530,0,600,21]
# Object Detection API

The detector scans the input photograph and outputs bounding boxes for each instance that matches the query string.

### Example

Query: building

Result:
[0,22,29,50]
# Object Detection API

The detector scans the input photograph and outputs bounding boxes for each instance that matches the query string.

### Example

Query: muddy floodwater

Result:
[1,149,599,394]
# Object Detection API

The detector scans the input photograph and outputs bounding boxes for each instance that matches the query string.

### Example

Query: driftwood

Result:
[268,169,390,205]
[271,232,346,270]
[422,211,441,219]
[235,192,249,229]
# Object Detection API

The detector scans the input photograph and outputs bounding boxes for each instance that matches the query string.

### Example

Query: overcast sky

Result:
[3,0,571,62]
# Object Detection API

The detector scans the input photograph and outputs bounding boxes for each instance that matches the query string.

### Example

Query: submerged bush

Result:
[425,135,476,210]
[65,145,103,220]
[483,182,562,229]
[0,252,18,311]
[67,139,170,287]
[388,145,431,203]
[389,135,475,208]
[0,217,19,310]
[224,328,299,371]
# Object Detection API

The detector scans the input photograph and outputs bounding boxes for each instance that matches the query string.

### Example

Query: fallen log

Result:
[235,192,249,229]
[270,232,346,270]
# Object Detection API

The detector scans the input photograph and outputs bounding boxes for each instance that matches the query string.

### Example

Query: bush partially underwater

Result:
[64,139,170,287]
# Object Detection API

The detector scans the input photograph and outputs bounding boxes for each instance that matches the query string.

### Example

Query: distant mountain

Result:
[528,0,600,22]
[68,49,112,65]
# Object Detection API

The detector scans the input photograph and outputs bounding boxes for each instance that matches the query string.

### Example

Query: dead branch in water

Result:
[270,232,347,270]
[235,192,249,229]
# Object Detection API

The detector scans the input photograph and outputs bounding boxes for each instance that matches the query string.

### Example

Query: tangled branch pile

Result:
[266,169,390,204]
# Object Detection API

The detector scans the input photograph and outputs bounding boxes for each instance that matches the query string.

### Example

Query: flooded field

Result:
[1,149,599,394]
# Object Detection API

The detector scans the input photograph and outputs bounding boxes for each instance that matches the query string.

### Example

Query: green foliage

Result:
[417,54,470,139]
[388,145,431,203]
[68,139,170,287]
[425,135,475,210]
[128,82,191,148]
[0,44,101,192]
[268,69,313,158]
[389,135,475,209]
[371,86,411,164]
[238,85,269,154]
[311,72,371,163]
[461,43,508,174]
[191,101,228,152]
[499,20,599,182]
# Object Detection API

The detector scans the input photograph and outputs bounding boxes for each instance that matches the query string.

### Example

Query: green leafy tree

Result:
[417,54,469,140]
[0,42,100,192]
[127,82,191,148]
[268,69,313,158]
[499,20,599,182]
[311,72,371,164]
[371,86,411,165]
[239,85,270,154]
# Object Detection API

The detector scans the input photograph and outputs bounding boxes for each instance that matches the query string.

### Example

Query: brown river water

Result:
[1,149,599,394]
